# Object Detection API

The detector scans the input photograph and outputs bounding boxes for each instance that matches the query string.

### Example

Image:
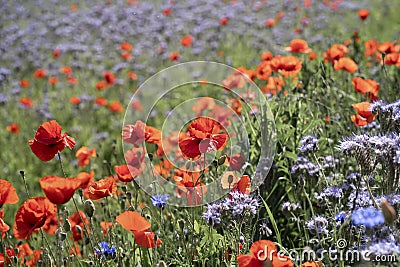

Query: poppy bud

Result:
[381,198,396,224]
[126,191,132,202]
[156,261,167,267]
[121,185,127,193]
[60,232,67,242]
[83,200,95,218]
[178,219,185,231]
[218,155,227,166]
[63,219,71,232]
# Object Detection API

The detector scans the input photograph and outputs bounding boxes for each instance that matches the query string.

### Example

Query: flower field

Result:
[1,0,400,266]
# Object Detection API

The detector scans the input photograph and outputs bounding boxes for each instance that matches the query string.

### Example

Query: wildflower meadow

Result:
[1,0,400,266]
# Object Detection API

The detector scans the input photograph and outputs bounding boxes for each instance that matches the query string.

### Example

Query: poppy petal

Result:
[116,211,151,232]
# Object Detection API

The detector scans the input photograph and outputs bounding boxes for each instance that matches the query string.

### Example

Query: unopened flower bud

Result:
[218,155,227,166]
[83,200,95,218]
[155,261,167,267]
[63,219,71,232]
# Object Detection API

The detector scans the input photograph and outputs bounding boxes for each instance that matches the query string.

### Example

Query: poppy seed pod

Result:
[83,200,95,218]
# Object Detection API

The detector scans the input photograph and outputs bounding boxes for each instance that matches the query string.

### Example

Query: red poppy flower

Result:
[120,42,133,51]
[323,44,349,62]
[39,176,81,204]
[76,146,96,167]
[163,8,171,16]
[116,211,151,232]
[103,71,116,85]
[222,69,248,89]
[25,249,42,267]
[358,9,369,20]
[94,96,107,106]
[262,76,285,95]
[68,77,78,85]
[0,209,10,238]
[236,67,256,81]
[68,96,79,105]
[53,49,61,58]
[265,19,275,27]
[238,240,294,267]
[115,164,140,182]
[42,212,58,235]
[100,221,114,235]
[48,76,58,85]
[108,101,123,113]
[352,77,379,100]
[132,230,162,248]
[284,39,312,53]
[19,97,34,108]
[14,196,57,240]
[174,170,207,206]
[179,117,228,159]
[220,17,229,25]
[122,121,162,145]
[87,176,117,200]
[29,120,75,162]
[20,79,30,87]
[192,97,216,115]
[256,61,272,80]
[351,102,376,124]
[33,69,47,79]
[181,35,193,47]
[0,179,19,208]
[76,171,95,190]
[333,57,358,73]
[384,53,400,66]
[377,42,399,54]
[96,80,108,90]
[69,210,89,241]
[229,154,245,171]
[128,71,137,80]
[116,211,162,248]
[231,175,251,195]
[270,55,302,77]
[131,99,143,111]
[364,39,378,58]
[169,52,179,61]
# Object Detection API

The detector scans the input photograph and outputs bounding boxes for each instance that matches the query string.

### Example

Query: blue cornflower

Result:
[299,135,319,154]
[351,207,384,228]
[95,242,116,260]
[150,194,169,208]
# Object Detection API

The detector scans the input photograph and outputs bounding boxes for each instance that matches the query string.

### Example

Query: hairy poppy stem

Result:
[19,170,30,198]
[57,153,67,177]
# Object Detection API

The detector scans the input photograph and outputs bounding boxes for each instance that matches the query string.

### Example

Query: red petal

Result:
[116,211,151,232]
[29,139,65,161]
[132,230,162,248]
[34,120,62,145]
[179,137,201,158]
